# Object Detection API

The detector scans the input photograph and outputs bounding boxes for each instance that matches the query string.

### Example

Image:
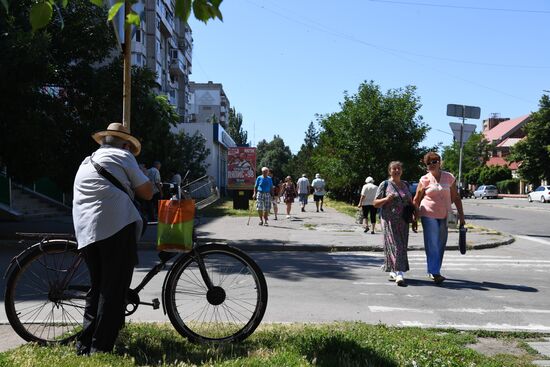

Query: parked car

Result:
[473,185,499,199]
[528,186,550,203]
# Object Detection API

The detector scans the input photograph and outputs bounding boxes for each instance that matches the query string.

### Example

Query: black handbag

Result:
[90,157,148,237]
[459,225,467,254]
[390,181,415,223]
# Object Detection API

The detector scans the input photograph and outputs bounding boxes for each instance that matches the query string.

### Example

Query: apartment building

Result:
[129,0,193,122]
[181,82,236,193]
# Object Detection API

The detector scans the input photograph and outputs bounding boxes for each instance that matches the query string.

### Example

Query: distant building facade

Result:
[129,0,193,122]
[179,82,236,193]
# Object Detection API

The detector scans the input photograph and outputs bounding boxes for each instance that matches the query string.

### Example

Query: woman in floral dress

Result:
[373,161,416,286]
[281,176,297,219]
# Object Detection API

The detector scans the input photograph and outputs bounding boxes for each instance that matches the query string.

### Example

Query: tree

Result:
[508,94,550,184]
[478,165,512,185]
[227,107,248,145]
[170,131,210,180]
[313,81,433,201]
[287,121,319,180]
[255,136,292,180]
[441,132,493,178]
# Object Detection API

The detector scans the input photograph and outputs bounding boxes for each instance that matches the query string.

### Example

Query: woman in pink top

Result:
[413,152,465,284]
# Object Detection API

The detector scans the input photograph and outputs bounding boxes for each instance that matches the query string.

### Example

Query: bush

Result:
[497,179,520,194]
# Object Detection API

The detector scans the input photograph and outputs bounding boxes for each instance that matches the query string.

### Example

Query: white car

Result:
[528,186,550,203]
[473,185,498,199]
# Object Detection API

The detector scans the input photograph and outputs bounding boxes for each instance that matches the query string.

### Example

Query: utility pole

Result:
[122,0,132,131]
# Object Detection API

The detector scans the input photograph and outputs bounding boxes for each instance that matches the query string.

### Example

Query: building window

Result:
[135,29,141,43]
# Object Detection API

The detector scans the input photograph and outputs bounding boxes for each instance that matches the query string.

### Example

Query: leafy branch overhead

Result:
[2,0,223,32]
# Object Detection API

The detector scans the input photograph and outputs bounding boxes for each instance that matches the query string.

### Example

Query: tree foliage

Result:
[441,132,493,180]
[508,94,550,184]
[255,136,292,181]
[313,81,433,201]
[227,107,248,145]
[0,1,208,191]
[287,121,319,180]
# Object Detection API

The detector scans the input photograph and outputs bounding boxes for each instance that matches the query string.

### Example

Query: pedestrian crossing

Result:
[329,251,550,332]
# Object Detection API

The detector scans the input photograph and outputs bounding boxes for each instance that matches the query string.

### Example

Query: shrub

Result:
[497,179,520,194]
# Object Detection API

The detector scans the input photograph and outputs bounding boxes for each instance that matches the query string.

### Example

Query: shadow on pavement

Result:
[405,278,538,292]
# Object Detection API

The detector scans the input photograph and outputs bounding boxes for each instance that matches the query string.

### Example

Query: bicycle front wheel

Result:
[4,240,90,344]
[164,244,268,343]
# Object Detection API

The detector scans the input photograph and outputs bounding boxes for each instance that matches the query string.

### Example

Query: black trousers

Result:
[362,205,377,224]
[77,223,138,354]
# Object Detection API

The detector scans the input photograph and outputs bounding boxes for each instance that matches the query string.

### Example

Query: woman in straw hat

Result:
[72,122,153,354]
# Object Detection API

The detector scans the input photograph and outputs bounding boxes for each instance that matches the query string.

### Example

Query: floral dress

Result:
[375,180,412,272]
[282,183,297,204]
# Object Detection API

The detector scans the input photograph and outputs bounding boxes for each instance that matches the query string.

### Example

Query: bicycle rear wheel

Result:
[4,240,90,344]
[164,244,268,343]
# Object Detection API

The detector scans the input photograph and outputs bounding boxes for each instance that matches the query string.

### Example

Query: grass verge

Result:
[0,322,543,367]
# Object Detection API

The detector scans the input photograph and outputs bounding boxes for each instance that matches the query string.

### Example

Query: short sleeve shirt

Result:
[296,177,310,194]
[72,147,150,249]
[147,167,161,194]
[311,178,326,196]
[255,175,273,192]
[360,183,379,206]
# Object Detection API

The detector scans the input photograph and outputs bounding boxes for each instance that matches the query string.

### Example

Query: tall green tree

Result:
[314,81,433,200]
[441,132,493,178]
[227,107,248,145]
[287,121,319,180]
[255,136,292,181]
[509,94,550,184]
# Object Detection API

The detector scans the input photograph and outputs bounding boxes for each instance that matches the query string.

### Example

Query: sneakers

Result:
[388,272,397,281]
[371,230,375,234]
[364,227,369,233]
[320,208,324,212]
[286,215,291,219]
[395,274,406,286]
[429,274,446,284]
[301,208,305,212]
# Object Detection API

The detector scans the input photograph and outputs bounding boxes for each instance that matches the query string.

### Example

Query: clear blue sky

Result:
[189,0,550,154]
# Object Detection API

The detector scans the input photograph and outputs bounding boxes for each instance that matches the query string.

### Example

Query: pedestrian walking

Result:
[281,175,297,218]
[72,122,153,354]
[253,167,273,226]
[311,173,326,212]
[373,161,414,286]
[358,177,378,234]
[296,173,310,212]
[413,152,465,284]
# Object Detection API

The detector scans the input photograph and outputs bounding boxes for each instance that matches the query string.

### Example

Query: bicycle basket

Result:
[181,175,220,210]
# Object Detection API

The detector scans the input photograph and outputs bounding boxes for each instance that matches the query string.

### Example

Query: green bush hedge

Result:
[497,179,520,194]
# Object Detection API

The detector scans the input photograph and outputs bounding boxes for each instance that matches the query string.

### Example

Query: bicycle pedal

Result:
[152,298,160,309]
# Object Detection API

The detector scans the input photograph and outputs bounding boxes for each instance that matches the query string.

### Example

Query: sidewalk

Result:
[0,205,514,252]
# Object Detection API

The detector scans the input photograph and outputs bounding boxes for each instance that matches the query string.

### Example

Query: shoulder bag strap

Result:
[89,157,131,198]
[389,181,405,201]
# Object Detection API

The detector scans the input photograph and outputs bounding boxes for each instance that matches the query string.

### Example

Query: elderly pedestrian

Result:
[72,122,153,354]
[413,152,465,284]
[296,173,310,212]
[373,161,414,286]
[253,167,273,226]
[311,173,326,212]
[358,176,378,234]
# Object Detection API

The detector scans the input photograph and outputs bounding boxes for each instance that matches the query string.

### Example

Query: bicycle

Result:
[3,176,268,345]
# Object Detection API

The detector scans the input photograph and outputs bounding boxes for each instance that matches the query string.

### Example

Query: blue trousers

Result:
[421,216,448,276]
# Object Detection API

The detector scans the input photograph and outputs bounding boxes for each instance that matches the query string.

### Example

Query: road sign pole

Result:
[457,107,465,189]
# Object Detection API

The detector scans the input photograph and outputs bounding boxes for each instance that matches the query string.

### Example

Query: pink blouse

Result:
[419,171,455,219]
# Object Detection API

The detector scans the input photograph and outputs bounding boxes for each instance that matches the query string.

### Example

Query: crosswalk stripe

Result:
[400,321,550,332]
[369,306,550,314]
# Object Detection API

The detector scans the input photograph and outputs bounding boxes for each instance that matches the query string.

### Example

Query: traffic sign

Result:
[449,122,477,146]
[446,104,481,119]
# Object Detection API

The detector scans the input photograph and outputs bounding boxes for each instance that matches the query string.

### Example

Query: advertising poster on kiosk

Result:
[227,147,256,190]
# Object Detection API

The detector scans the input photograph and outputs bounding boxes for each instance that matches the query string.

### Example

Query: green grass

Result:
[0,322,543,367]
[323,197,358,218]
[200,198,255,217]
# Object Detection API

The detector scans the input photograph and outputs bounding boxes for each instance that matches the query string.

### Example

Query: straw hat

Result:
[92,122,141,156]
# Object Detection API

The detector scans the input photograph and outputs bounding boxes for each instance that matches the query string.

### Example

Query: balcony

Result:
[169,56,185,76]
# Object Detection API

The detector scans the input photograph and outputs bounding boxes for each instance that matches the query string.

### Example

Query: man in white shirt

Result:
[72,123,153,354]
[311,173,326,212]
[296,173,310,212]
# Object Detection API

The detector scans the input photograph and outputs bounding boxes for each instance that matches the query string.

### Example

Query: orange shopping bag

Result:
[157,199,195,251]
